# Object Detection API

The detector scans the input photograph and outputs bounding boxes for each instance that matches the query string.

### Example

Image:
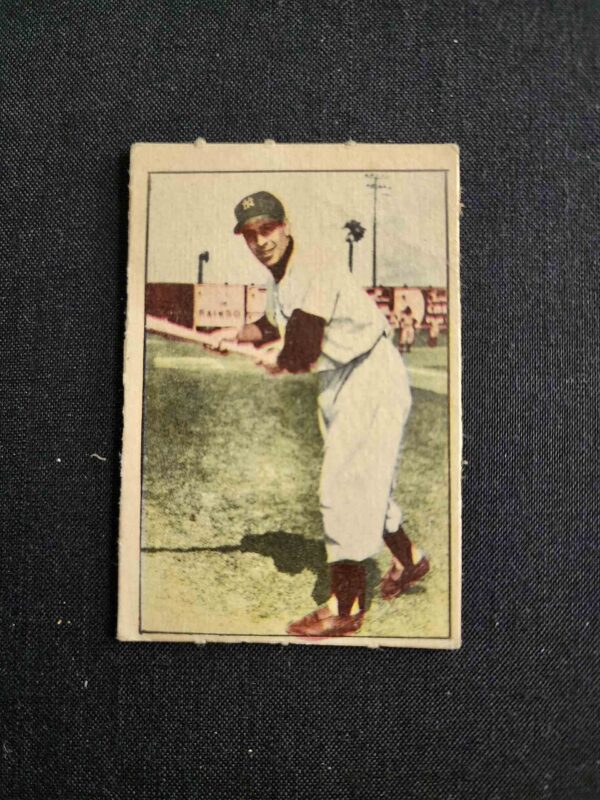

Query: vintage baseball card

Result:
[118,142,461,648]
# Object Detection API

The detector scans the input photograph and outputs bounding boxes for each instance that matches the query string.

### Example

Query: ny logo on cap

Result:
[242,197,255,210]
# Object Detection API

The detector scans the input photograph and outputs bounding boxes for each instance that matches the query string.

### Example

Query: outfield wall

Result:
[145,283,448,332]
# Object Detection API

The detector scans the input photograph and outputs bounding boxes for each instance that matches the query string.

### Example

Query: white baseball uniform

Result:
[399,310,416,348]
[266,243,412,563]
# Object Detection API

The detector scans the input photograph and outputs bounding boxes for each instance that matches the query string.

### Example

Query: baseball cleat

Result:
[286,606,365,638]
[380,555,430,600]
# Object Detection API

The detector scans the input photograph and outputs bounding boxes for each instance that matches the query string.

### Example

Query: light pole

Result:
[197,251,209,283]
[366,174,390,286]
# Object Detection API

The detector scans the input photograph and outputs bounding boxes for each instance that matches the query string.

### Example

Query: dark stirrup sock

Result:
[383,526,414,567]
[329,562,366,616]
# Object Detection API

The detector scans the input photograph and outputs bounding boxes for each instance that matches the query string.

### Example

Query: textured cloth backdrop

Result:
[2,1,599,798]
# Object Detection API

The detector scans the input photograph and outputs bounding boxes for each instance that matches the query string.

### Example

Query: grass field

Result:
[140,332,450,639]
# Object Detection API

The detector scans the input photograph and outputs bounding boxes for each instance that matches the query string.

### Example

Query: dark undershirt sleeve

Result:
[277,309,325,373]
[253,315,281,345]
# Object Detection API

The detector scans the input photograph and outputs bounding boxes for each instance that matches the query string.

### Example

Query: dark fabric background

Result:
[2,1,598,798]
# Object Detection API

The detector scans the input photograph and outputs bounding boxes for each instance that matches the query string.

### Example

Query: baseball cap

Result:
[233,191,286,233]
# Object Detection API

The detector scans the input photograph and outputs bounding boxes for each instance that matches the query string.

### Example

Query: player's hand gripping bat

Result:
[146,315,282,367]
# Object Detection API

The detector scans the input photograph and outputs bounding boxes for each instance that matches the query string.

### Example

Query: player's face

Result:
[241,216,290,267]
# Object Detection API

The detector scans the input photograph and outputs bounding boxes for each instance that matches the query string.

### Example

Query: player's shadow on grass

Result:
[237,531,381,610]
[166,531,382,609]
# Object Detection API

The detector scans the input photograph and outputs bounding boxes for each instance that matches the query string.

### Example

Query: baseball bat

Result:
[146,315,279,363]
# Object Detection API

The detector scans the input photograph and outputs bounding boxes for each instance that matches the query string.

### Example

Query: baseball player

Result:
[428,315,441,347]
[398,306,417,354]
[230,190,429,637]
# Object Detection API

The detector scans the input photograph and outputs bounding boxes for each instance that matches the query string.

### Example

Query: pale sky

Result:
[147,171,447,287]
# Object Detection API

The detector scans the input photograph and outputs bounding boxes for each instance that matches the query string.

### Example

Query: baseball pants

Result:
[317,335,412,563]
